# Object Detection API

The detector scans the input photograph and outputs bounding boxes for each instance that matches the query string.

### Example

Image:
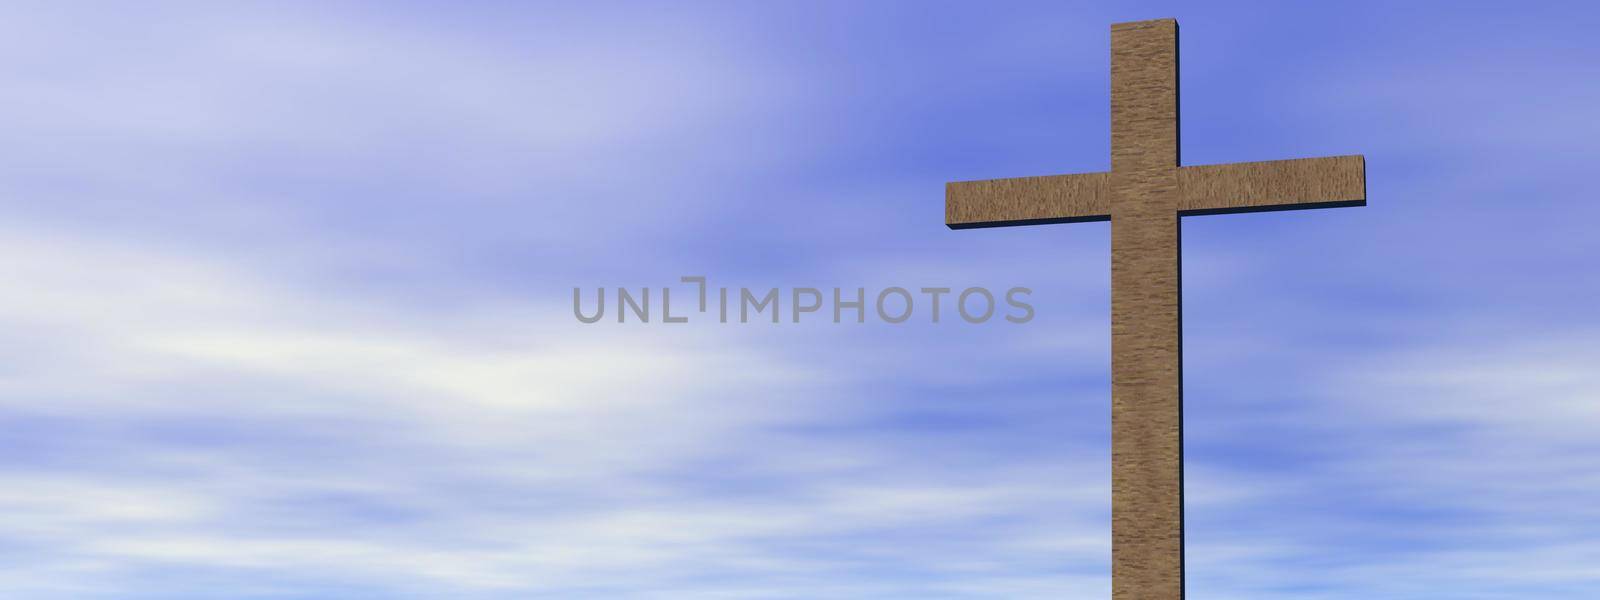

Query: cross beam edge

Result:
[1179,154,1366,216]
[946,171,1111,229]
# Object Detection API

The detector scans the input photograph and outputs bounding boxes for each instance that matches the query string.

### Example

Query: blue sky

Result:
[1,1,1598,598]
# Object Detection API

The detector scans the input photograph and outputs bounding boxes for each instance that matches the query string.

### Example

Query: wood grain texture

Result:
[946,172,1110,228]
[941,16,1365,600]
[1111,19,1179,172]
[1108,18,1184,600]
[1180,155,1366,215]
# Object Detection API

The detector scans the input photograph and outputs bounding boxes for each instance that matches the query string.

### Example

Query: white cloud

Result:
[0,218,1117,596]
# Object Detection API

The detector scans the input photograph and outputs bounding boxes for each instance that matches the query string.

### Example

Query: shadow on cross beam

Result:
[946,215,1111,230]
[1178,198,1365,218]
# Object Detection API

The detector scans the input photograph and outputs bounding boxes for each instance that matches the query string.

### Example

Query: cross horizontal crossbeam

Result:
[946,155,1365,228]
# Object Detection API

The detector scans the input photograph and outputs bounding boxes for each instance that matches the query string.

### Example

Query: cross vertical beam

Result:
[1108,18,1184,600]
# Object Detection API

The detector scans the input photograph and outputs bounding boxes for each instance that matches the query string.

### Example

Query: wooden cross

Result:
[945,18,1364,599]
